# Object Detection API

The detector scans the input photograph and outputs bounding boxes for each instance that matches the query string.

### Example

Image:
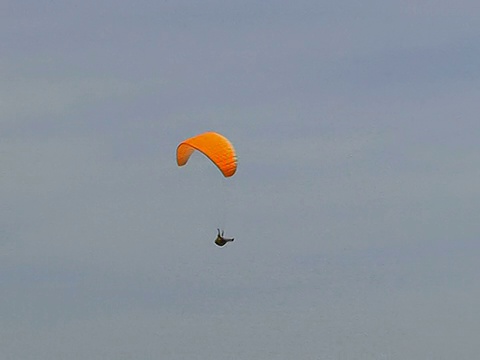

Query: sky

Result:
[1,1,480,359]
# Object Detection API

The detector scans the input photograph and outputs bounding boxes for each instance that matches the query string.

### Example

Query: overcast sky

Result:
[1,1,480,359]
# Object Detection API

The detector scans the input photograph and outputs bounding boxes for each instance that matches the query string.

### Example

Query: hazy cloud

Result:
[1,1,480,359]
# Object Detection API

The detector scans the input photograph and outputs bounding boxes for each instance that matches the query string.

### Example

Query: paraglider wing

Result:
[176,132,237,177]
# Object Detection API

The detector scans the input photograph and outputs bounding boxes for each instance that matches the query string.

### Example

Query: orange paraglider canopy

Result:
[176,132,237,177]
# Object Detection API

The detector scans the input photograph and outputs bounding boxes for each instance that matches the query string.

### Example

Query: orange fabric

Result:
[176,132,237,177]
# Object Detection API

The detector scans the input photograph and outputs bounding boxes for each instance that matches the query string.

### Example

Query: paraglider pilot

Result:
[215,228,234,247]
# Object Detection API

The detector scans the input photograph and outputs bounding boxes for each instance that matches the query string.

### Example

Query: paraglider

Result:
[176,131,237,177]
[214,228,234,247]
[176,131,237,246]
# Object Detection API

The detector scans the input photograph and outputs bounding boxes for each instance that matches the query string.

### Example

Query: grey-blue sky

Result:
[1,1,480,359]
